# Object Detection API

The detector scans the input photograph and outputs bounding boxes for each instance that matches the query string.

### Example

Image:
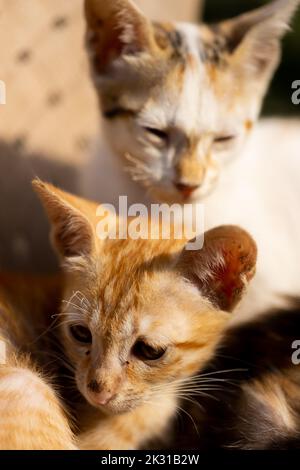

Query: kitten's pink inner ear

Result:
[85,0,153,71]
[178,226,257,312]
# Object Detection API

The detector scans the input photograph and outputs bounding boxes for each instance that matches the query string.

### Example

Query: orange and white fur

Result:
[82,0,300,318]
[32,180,257,450]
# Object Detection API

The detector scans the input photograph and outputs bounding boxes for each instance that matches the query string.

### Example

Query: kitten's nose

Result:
[174,183,200,199]
[93,390,115,406]
[88,380,115,406]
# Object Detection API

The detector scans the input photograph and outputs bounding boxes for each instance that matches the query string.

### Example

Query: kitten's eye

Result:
[69,325,92,344]
[144,127,168,141]
[132,340,166,361]
[214,135,236,144]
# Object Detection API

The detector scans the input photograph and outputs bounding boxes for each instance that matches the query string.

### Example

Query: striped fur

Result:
[0,279,76,450]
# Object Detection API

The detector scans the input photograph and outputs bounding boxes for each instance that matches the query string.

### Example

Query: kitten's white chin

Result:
[85,392,138,415]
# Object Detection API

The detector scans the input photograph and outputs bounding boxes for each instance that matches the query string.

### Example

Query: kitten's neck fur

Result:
[78,393,177,450]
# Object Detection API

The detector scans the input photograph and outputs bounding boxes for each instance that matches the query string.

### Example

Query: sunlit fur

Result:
[0,280,76,450]
[83,0,299,204]
[33,180,256,449]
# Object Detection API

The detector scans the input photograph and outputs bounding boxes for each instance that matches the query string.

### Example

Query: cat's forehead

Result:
[138,22,239,133]
[98,237,182,297]
[99,21,244,133]
[89,237,189,323]
[153,21,229,68]
[93,262,205,343]
[79,238,223,346]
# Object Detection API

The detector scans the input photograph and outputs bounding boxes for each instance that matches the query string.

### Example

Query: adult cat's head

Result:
[85,0,299,202]
[34,180,257,415]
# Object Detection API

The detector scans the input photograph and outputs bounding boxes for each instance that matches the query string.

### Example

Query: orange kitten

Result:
[34,180,257,450]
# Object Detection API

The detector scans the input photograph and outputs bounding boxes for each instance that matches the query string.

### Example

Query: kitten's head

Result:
[34,180,257,415]
[85,0,299,203]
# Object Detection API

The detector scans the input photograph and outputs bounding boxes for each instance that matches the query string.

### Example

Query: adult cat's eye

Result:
[144,127,168,141]
[214,135,236,144]
[69,325,92,344]
[132,340,167,361]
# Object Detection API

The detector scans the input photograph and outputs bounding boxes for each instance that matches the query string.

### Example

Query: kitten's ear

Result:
[85,0,154,72]
[32,180,96,259]
[177,226,257,312]
[221,0,299,76]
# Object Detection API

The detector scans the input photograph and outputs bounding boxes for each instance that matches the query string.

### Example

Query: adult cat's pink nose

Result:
[174,183,200,199]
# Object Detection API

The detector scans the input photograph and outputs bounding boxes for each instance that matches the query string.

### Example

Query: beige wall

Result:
[136,0,203,22]
[0,0,204,273]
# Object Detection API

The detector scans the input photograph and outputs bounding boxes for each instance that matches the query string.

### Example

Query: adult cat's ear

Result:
[177,226,257,312]
[32,180,96,259]
[85,0,155,72]
[220,0,299,76]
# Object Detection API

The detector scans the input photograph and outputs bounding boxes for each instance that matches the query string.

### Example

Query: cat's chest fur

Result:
[82,118,300,318]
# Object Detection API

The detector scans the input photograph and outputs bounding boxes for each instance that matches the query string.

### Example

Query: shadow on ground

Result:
[0,140,80,273]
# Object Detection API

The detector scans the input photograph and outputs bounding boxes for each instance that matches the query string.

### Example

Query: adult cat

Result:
[82,0,300,318]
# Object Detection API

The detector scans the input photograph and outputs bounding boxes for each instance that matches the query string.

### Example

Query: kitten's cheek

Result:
[75,369,91,402]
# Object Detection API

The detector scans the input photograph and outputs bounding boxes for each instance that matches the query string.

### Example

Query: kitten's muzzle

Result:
[87,379,117,406]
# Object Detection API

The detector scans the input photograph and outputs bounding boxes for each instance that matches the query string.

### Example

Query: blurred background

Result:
[0,0,299,274]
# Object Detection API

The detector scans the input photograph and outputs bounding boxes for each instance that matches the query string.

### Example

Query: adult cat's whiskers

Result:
[124,153,155,187]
